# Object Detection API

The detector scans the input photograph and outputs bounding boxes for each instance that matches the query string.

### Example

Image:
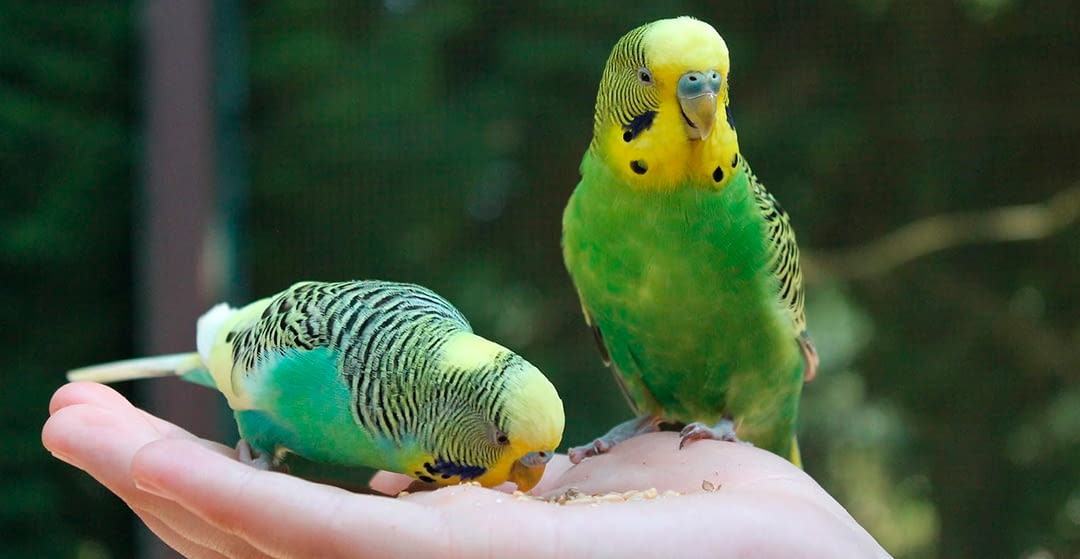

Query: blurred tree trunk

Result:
[139,0,246,556]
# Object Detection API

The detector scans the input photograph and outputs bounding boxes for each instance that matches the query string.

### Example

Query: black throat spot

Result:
[424,459,487,481]
[622,111,656,142]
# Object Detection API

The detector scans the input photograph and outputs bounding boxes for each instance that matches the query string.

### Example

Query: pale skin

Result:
[43,382,890,558]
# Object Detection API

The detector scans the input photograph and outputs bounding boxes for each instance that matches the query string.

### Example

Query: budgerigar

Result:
[562,17,818,465]
[68,280,565,490]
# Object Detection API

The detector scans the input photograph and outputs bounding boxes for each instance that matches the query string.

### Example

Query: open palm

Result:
[43,382,888,558]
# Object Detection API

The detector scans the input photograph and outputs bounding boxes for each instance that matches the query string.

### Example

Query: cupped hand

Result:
[43,382,890,558]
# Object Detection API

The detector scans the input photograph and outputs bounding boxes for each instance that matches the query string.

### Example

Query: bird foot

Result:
[567,437,616,464]
[568,415,662,464]
[236,439,281,471]
[679,418,750,449]
[799,331,820,382]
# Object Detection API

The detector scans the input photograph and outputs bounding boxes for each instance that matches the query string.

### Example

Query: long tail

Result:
[67,353,208,385]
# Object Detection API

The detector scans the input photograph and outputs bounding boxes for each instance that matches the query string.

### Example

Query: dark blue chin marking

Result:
[423,459,486,481]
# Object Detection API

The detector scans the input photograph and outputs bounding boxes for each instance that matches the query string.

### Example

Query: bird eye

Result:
[490,426,510,446]
[637,68,653,85]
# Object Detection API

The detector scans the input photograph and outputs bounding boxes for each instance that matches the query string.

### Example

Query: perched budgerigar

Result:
[68,280,564,490]
[562,17,818,465]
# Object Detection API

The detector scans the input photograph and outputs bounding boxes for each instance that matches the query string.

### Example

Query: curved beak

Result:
[508,450,554,492]
[677,71,722,141]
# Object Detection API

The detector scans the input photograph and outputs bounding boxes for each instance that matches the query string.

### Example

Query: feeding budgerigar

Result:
[67,280,565,490]
[562,17,818,465]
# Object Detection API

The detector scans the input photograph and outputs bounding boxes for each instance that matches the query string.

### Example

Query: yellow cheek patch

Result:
[600,106,741,192]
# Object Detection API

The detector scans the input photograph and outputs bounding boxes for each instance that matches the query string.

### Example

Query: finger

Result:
[49,381,131,414]
[368,471,413,495]
[132,438,449,558]
[48,382,236,453]
[134,506,267,559]
[41,401,231,513]
[42,402,161,475]
[43,395,234,475]
[133,508,230,559]
[44,402,266,557]
[134,408,236,449]
[49,382,200,442]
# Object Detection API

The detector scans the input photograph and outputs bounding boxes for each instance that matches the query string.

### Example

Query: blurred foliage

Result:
[4,0,1079,558]
[0,1,137,558]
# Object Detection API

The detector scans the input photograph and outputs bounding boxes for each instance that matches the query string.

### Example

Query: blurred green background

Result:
[4,1,1079,557]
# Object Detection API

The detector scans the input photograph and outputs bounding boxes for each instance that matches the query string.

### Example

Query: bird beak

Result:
[508,450,554,492]
[508,460,545,491]
[679,93,716,140]
[677,71,721,141]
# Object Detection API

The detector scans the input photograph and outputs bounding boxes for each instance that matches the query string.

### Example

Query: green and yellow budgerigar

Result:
[562,17,818,466]
[68,280,564,490]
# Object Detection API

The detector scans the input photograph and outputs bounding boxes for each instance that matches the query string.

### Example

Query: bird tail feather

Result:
[67,352,206,385]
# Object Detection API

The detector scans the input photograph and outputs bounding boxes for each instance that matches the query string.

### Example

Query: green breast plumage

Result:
[563,153,805,454]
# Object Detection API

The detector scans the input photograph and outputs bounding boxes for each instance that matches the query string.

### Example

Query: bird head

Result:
[590,17,741,191]
[419,332,564,492]
[480,356,564,491]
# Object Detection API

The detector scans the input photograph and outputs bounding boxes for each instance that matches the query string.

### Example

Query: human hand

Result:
[43,382,890,558]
